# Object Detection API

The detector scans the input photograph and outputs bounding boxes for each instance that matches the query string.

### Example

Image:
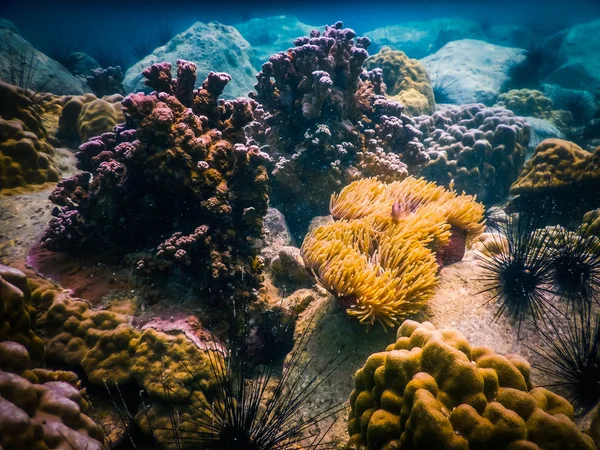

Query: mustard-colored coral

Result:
[77,96,124,142]
[511,139,600,195]
[346,320,596,450]
[301,177,485,329]
[0,264,44,365]
[495,89,553,119]
[54,93,124,144]
[39,294,226,446]
[130,328,223,400]
[41,296,136,384]
[365,47,435,115]
[0,81,59,191]
[132,329,225,448]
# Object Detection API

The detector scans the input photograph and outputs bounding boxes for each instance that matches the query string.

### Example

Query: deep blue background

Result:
[1,0,599,68]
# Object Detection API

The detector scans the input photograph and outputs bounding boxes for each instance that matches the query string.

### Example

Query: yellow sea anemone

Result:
[302,176,485,329]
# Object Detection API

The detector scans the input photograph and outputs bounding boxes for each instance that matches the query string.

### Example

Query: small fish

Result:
[391,201,409,222]
[449,178,455,191]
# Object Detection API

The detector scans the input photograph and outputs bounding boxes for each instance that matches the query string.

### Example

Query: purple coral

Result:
[42,60,269,309]
[86,66,125,97]
[248,21,428,238]
[414,104,530,202]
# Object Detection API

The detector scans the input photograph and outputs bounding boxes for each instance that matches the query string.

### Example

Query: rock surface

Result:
[0,29,85,95]
[524,116,565,152]
[486,24,535,48]
[366,18,485,59]
[549,18,600,89]
[64,52,100,78]
[235,15,318,70]
[421,39,525,105]
[124,21,256,99]
[0,18,18,33]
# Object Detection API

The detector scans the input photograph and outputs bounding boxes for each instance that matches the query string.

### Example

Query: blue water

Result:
[1,0,599,70]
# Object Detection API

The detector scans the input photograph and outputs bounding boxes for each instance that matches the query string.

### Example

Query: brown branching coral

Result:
[301,177,485,329]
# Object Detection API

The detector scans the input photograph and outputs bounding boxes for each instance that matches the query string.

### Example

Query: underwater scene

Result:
[1,0,600,448]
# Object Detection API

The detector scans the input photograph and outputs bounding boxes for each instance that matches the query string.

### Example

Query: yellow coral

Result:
[303,177,485,329]
[347,320,596,450]
[511,139,600,194]
[365,47,435,115]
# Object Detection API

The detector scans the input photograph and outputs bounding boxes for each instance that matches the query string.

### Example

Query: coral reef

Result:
[86,65,125,97]
[0,340,104,450]
[249,21,428,238]
[43,59,269,314]
[0,264,45,365]
[77,96,124,143]
[346,320,596,449]
[495,89,553,119]
[364,47,435,116]
[301,177,485,329]
[510,139,600,217]
[38,291,228,447]
[57,93,124,145]
[414,103,530,204]
[42,296,136,384]
[0,80,59,191]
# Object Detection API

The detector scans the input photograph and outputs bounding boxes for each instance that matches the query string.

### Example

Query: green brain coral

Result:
[346,320,596,450]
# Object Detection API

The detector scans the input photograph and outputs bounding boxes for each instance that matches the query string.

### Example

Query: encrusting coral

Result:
[301,177,485,329]
[249,21,428,238]
[0,80,59,191]
[42,60,269,311]
[0,340,104,450]
[346,320,596,450]
[510,138,600,216]
[38,292,226,447]
[365,47,435,116]
[414,103,530,204]
[0,264,45,365]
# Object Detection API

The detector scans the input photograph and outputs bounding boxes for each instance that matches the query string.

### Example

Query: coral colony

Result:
[1,11,600,450]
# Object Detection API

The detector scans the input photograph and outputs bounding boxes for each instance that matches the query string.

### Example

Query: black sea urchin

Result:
[533,309,600,413]
[548,227,600,311]
[430,70,459,105]
[150,313,347,450]
[478,211,556,336]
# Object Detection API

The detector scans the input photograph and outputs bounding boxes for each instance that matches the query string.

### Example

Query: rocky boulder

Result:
[524,116,565,153]
[0,29,85,95]
[366,18,485,59]
[486,25,535,49]
[421,39,525,105]
[547,18,600,89]
[124,21,256,99]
